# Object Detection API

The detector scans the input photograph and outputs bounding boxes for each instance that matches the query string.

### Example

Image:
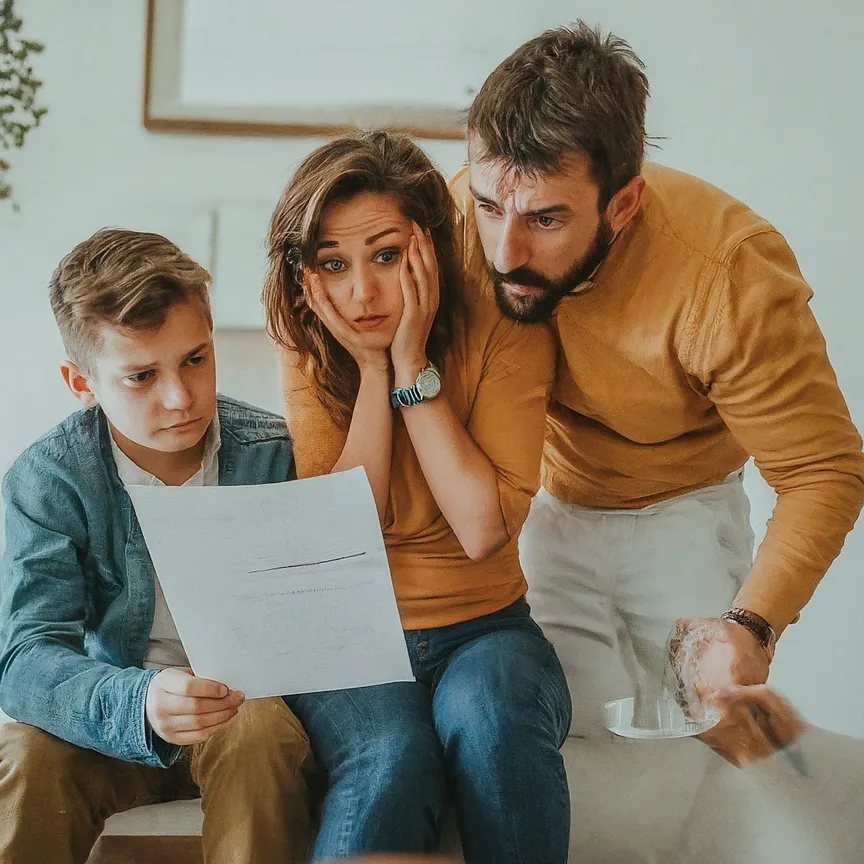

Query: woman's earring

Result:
[285,246,305,285]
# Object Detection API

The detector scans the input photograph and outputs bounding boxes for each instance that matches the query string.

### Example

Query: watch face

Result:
[416,367,441,400]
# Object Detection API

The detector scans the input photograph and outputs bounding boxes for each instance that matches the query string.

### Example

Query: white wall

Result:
[1,0,862,735]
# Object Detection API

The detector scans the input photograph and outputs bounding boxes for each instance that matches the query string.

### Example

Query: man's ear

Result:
[60,361,99,408]
[606,175,646,235]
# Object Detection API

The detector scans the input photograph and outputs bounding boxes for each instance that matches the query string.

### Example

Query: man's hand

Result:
[668,617,802,766]
[145,667,244,746]
[703,684,805,765]
[670,616,770,697]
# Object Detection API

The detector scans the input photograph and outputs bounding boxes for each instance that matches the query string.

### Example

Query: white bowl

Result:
[603,696,721,740]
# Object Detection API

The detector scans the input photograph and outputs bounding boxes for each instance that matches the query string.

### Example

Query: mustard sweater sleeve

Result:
[692,229,864,632]
[467,318,557,539]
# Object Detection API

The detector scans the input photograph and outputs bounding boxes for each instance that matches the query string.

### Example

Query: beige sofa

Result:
[2,711,862,863]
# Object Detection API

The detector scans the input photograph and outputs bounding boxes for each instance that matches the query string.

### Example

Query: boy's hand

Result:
[145,667,245,745]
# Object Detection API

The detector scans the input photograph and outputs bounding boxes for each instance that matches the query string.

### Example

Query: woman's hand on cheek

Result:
[390,223,440,384]
[304,271,390,373]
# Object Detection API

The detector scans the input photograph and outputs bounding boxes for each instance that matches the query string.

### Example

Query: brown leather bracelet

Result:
[720,607,777,661]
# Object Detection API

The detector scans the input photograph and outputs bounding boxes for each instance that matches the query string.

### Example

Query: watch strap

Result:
[390,384,423,409]
[720,607,776,660]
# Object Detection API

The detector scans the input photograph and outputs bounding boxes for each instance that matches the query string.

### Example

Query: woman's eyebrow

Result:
[365,228,401,246]
[317,226,401,251]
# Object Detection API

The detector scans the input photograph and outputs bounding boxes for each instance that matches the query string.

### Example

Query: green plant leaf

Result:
[0,0,47,208]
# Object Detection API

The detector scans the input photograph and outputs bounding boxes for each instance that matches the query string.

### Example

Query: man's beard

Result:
[490,218,613,323]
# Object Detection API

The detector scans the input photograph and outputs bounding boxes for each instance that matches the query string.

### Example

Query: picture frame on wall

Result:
[143,0,468,139]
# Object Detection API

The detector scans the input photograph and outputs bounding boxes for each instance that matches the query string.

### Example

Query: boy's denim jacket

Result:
[0,396,294,767]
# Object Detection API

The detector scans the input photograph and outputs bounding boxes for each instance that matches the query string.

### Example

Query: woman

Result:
[263,131,571,864]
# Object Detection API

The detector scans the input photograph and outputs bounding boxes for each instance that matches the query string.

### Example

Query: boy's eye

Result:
[187,354,205,366]
[320,259,346,273]
[477,203,500,217]
[126,371,154,385]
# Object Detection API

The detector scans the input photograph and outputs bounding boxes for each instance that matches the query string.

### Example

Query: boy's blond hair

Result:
[49,228,212,373]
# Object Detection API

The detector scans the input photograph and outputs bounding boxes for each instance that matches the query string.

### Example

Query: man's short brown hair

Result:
[467,21,650,208]
[49,228,212,373]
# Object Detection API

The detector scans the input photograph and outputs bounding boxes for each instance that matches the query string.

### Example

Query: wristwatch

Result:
[390,363,442,409]
[720,607,777,661]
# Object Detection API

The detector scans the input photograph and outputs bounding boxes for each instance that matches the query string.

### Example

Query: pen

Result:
[750,704,809,777]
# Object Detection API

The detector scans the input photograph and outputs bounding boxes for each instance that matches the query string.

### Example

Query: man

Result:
[451,22,864,766]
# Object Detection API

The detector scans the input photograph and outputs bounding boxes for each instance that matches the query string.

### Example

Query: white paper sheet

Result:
[127,468,413,698]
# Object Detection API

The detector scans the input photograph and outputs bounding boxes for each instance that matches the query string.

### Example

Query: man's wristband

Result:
[720,607,776,661]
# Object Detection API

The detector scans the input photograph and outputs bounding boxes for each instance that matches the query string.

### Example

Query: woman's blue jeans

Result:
[284,597,572,863]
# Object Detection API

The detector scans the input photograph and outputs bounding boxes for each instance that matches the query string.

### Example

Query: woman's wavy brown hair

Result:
[263,131,461,428]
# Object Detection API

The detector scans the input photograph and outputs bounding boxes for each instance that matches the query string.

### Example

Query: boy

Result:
[0,229,314,864]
